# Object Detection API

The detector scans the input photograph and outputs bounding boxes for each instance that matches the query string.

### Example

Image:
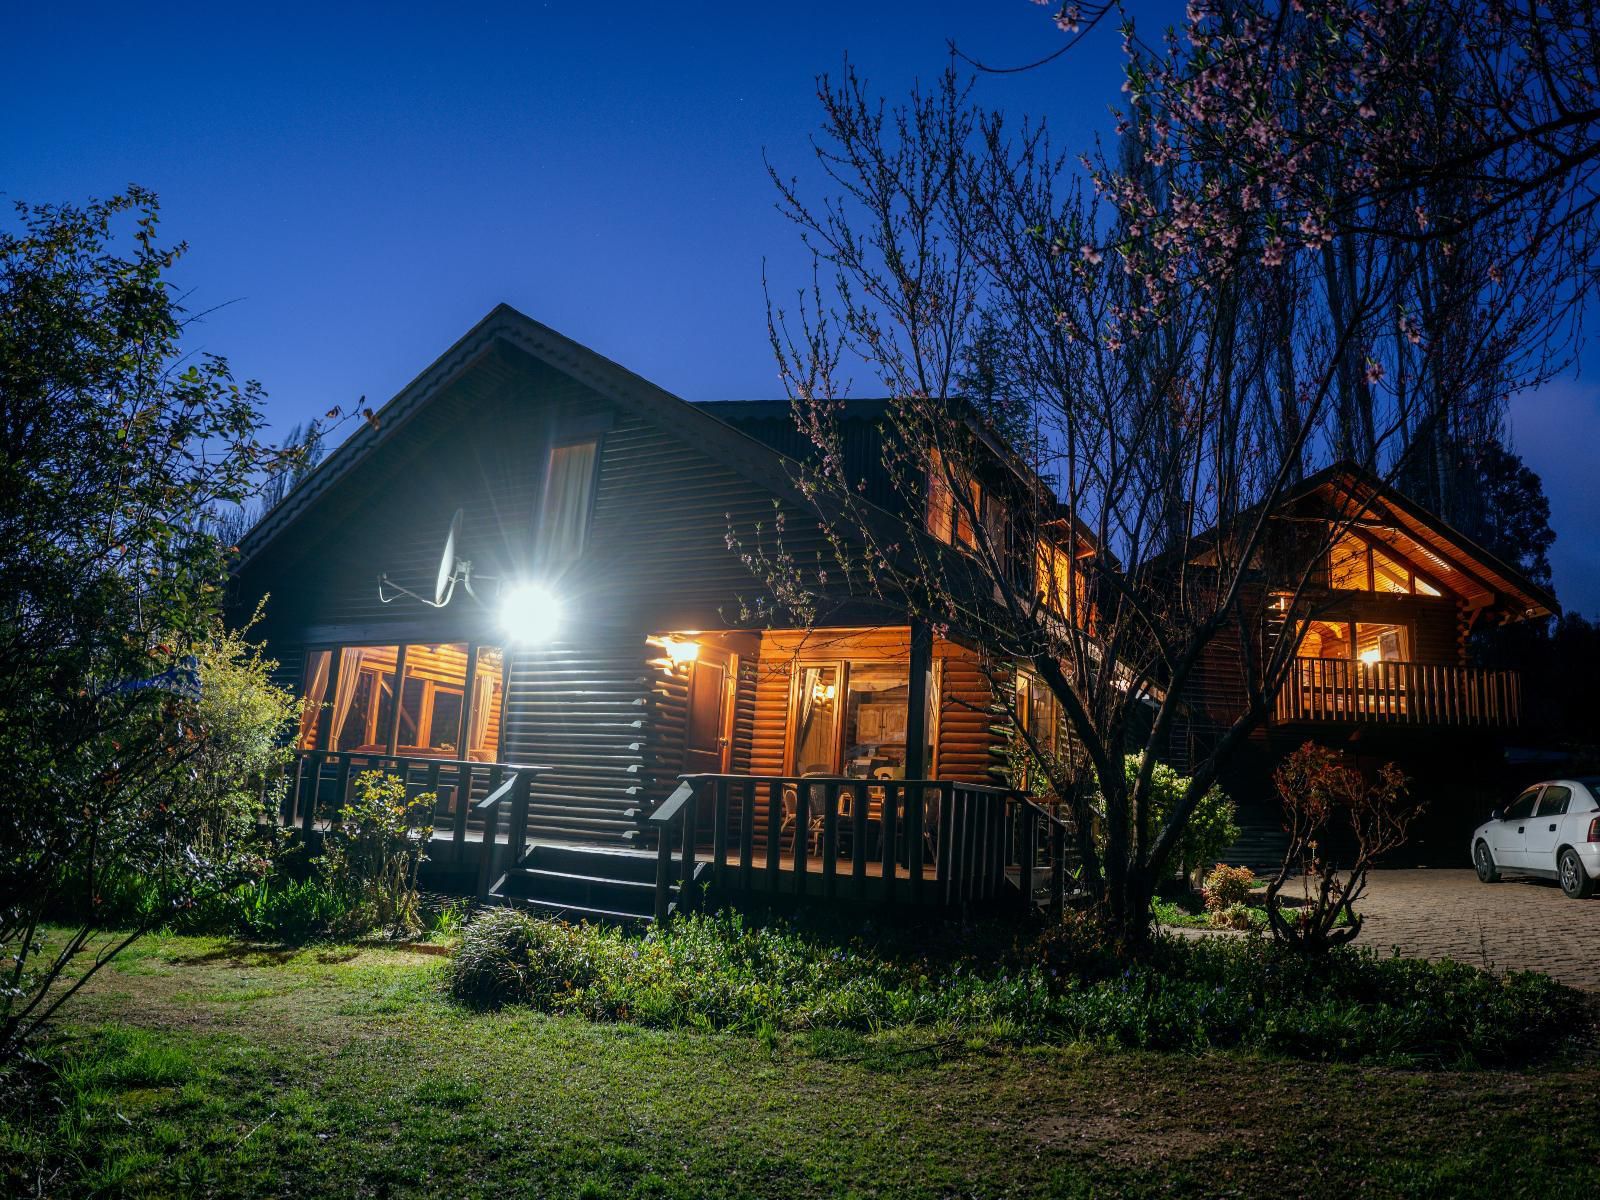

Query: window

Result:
[1327,531,1439,596]
[842,663,910,779]
[536,438,599,566]
[1536,786,1572,818]
[1505,789,1540,821]
[1035,540,1087,624]
[301,642,505,761]
[788,659,929,778]
[926,450,981,550]
[1295,620,1410,663]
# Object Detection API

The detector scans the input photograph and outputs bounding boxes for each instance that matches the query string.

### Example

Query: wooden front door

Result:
[683,649,735,775]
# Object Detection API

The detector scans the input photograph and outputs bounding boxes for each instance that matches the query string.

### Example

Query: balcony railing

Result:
[1274,658,1520,727]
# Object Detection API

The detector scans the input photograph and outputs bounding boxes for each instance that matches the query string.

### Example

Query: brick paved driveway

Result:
[1352,868,1600,990]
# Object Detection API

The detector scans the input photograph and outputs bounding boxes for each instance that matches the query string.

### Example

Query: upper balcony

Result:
[1274,657,1521,728]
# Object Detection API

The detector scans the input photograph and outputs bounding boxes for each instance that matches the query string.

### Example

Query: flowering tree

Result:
[1266,742,1420,952]
[754,2,1590,940]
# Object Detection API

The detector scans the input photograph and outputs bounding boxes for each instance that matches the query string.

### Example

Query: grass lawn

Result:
[3,930,1598,1199]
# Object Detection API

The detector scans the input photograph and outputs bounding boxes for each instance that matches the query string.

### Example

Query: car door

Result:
[1491,787,1542,869]
[1525,785,1571,875]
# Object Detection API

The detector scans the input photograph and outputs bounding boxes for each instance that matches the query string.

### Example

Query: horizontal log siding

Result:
[499,640,650,843]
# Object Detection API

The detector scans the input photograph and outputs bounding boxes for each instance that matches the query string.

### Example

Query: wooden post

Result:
[654,824,674,924]
[385,644,409,756]
[908,783,925,906]
[792,783,809,896]
[679,786,698,893]
[509,771,530,865]
[903,618,932,781]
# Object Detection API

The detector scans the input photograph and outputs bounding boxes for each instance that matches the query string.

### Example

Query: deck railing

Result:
[282,750,549,869]
[648,773,1070,922]
[1274,658,1521,726]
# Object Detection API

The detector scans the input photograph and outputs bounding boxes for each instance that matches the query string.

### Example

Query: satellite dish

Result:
[379,507,488,608]
[434,508,464,606]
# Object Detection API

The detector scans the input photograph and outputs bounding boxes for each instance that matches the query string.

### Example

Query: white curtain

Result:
[330,649,366,749]
[536,440,598,568]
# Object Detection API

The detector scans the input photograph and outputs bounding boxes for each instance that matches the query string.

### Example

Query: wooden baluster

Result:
[881,782,898,904]
[792,782,809,896]
[712,777,729,890]
[766,780,782,891]
[452,764,469,848]
[739,779,755,894]
[287,756,305,826]
[822,782,839,899]
[936,786,954,906]
[426,761,441,828]
[906,784,923,905]
[851,781,868,888]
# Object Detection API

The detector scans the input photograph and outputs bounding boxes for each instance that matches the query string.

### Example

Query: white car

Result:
[1472,778,1600,899]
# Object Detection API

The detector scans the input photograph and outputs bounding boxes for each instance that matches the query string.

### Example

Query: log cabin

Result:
[234,306,1552,917]
[1168,463,1557,865]
[232,305,1073,921]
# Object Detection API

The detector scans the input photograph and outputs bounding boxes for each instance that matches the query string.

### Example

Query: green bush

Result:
[1097,755,1240,882]
[1202,864,1257,912]
[318,771,434,935]
[446,908,1588,1066]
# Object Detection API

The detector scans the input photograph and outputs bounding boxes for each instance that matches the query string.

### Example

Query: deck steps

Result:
[490,841,706,923]
[1217,811,1291,872]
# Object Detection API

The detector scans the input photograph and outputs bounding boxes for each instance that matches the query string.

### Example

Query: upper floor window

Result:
[536,438,599,566]
[1034,539,1088,625]
[926,449,981,550]
[1327,531,1441,596]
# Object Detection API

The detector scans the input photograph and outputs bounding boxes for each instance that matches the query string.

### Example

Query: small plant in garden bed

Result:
[446,907,1591,1067]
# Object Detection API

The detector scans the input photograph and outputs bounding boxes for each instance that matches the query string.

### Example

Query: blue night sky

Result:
[7,2,1597,613]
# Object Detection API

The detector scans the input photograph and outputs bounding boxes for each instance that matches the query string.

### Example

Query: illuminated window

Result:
[302,642,504,761]
[926,450,980,550]
[1295,621,1409,663]
[1327,531,1438,596]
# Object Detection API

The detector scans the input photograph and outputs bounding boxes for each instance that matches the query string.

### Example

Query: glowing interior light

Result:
[499,583,560,644]
[1358,648,1382,665]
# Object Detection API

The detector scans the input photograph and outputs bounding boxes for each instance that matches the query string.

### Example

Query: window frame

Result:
[784,657,924,778]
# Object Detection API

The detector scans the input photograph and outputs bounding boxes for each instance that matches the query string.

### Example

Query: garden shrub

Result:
[318,771,435,935]
[1096,756,1240,883]
[1202,864,1257,912]
[1207,902,1258,931]
[446,908,1589,1066]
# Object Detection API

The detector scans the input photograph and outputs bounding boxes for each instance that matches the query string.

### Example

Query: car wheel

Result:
[1558,848,1595,899]
[1474,840,1500,883]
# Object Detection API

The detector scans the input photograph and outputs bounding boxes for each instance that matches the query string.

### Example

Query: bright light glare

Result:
[499,583,560,643]
[1358,648,1382,665]
[660,636,700,668]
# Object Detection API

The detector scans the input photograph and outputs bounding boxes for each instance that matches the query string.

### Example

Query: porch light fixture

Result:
[499,582,560,644]
[660,636,700,669]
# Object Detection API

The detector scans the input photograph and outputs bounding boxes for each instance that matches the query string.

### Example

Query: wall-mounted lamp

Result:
[499,582,560,644]
[660,636,700,669]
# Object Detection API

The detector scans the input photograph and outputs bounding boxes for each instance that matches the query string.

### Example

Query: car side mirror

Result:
[1490,808,1504,821]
